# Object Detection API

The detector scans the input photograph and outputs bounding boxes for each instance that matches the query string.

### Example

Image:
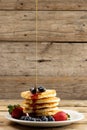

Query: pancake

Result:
[24,97,60,104]
[23,107,60,116]
[23,102,59,110]
[36,107,60,116]
[21,89,56,99]
[36,110,60,116]
[21,88,60,116]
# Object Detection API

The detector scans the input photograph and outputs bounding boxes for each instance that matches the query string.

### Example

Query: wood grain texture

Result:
[0,11,35,41]
[1,106,86,113]
[0,43,87,99]
[0,0,35,11]
[0,1,87,101]
[0,43,87,76]
[36,11,87,42]
[0,11,87,41]
[0,76,87,99]
[38,0,87,11]
[0,121,87,130]
[1,100,87,116]
[1,100,87,107]
[0,0,87,11]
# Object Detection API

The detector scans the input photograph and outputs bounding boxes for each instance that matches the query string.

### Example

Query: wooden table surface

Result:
[0,100,87,130]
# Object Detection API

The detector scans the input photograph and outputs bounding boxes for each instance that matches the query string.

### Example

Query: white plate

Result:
[6,110,84,127]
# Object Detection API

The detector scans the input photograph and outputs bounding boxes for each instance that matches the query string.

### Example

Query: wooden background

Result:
[0,0,87,99]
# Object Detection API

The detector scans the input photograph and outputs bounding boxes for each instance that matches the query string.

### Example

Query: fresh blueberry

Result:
[40,116,48,121]
[20,116,26,120]
[38,86,46,93]
[36,118,42,121]
[47,116,55,121]
[30,117,36,121]
[25,116,31,121]
[30,87,37,94]
[20,116,33,121]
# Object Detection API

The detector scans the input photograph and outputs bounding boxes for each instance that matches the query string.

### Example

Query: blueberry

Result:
[20,116,33,121]
[40,116,48,121]
[20,116,26,120]
[30,87,37,94]
[30,117,36,121]
[38,86,46,93]
[47,116,55,121]
[25,116,31,121]
[36,118,42,121]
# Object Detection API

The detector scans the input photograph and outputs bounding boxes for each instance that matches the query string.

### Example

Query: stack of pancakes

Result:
[21,89,60,116]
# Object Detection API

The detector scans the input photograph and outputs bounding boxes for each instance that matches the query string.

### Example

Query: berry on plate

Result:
[40,116,48,121]
[53,111,70,121]
[8,104,24,119]
[47,116,55,121]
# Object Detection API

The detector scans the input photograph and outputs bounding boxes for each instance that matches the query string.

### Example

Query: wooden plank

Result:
[0,0,87,11]
[0,53,36,76]
[0,42,35,76]
[0,43,87,76]
[60,107,87,113]
[0,11,35,41]
[37,43,87,76]
[1,106,87,113]
[0,11,87,42]
[0,0,35,11]
[0,99,87,107]
[37,11,87,42]
[0,100,22,107]
[0,76,87,99]
[60,100,87,107]
[38,0,87,11]
[0,124,87,130]
[0,42,36,53]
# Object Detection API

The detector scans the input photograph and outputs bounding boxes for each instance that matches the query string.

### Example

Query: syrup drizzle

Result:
[31,92,38,116]
[35,0,38,87]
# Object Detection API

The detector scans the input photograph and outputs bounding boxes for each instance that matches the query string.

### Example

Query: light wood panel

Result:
[0,1,87,101]
[0,43,87,99]
[0,76,87,99]
[0,11,87,41]
[0,11,35,41]
[0,0,87,11]
[1,100,87,107]
[0,43,87,76]
[38,0,87,11]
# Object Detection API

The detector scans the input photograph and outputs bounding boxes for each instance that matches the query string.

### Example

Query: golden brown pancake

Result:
[21,89,56,99]
[23,102,59,110]
[24,97,60,104]
[23,107,60,116]
[21,89,60,116]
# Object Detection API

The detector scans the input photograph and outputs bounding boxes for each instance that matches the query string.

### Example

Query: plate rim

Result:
[5,109,84,125]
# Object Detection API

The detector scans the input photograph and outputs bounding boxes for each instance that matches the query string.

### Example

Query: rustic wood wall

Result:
[0,0,87,99]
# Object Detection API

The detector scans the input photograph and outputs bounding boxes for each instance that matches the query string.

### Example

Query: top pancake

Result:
[21,89,56,99]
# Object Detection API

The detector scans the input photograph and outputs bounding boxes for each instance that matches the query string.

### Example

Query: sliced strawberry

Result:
[53,111,70,121]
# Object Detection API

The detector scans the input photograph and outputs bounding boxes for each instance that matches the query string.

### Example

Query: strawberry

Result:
[8,104,24,119]
[53,111,70,121]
